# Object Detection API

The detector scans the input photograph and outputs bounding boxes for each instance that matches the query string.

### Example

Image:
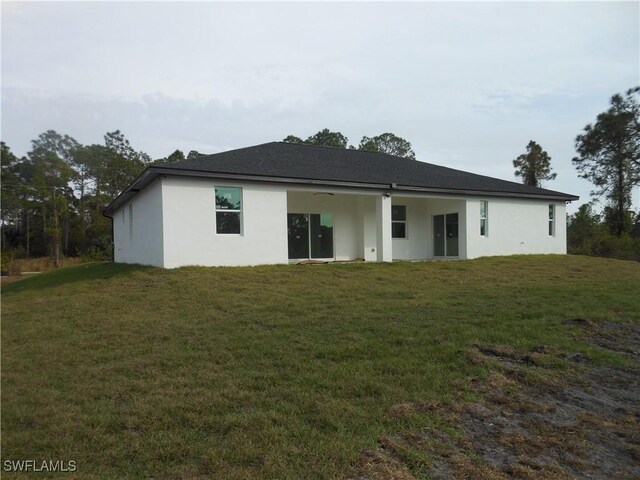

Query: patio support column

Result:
[376,194,392,262]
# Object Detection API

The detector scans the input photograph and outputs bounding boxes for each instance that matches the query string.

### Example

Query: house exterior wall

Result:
[111,176,569,268]
[465,198,567,259]
[356,196,377,261]
[161,177,288,268]
[391,197,429,260]
[390,195,468,260]
[112,179,164,267]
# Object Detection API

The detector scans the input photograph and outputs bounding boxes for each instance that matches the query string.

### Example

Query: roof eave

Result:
[102,167,157,216]
[104,167,578,216]
[393,184,579,202]
[156,167,580,201]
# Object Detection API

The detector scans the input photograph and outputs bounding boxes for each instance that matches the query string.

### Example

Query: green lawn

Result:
[2,256,638,479]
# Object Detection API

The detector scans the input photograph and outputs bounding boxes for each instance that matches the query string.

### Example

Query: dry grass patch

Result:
[348,320,640,480]
[1,256,86,274]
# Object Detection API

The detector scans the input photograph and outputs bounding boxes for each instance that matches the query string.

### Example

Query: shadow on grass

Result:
[1,262,150,294]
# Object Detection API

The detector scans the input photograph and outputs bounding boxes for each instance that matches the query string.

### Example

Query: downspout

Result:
[102,209,114,263]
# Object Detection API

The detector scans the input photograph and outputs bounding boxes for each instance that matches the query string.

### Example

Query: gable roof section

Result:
[104,142,578,215]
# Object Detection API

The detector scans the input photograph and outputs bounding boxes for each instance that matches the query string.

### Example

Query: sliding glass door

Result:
[433,213,459,257]
[287,213,334,259]
[309,214,334,259]
[287,214,309,259]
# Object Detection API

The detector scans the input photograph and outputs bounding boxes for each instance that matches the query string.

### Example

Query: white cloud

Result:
[1,1,638,213]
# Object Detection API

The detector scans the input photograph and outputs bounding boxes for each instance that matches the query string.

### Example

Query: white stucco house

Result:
[103,142,578,268]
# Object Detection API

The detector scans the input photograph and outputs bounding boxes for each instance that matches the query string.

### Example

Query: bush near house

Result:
[567,206,640,261]
[568,232,640,261]
[2,256,638,479]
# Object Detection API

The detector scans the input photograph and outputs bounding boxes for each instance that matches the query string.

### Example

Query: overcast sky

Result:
[2,1,639,213]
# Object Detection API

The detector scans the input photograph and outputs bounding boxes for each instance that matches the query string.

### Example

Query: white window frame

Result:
[548,204,555,237]
[480,201,488,237]
[392,205,407,239]
[215,186,243,235]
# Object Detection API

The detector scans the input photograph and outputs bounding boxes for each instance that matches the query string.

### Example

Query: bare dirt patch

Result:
[347,320,640,480]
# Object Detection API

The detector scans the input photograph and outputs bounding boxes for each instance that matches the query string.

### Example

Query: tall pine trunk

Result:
[43,205,47,245]
[64,210,69,256]
[616,160,625,236]
[26,208,30,258]
[52,188,60,268]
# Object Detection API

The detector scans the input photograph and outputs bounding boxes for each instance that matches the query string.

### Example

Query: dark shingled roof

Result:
[104,142,578,215]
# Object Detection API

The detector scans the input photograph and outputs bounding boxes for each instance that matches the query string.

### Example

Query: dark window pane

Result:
[433,215,445,256]
[215,187,242,210]
[392,222,406,238]
[310,214,334,259]
[217,212,241,234]
[392,205,406,221]
[549,221,553,236]
[287,214,309,259]
[446,213,459,256]
[480,219,486,236]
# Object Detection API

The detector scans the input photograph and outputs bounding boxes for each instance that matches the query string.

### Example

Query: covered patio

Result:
[286,189,467,263]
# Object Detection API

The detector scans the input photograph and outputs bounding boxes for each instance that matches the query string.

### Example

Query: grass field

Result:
[1,255,638,479]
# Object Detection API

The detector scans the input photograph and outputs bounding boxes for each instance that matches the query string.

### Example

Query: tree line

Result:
[283,129,416,159]
[507,87,639,260]
[518,88,640,260]
[0,130,202,266]
[1,87,638,267]
[0,129,418,266]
